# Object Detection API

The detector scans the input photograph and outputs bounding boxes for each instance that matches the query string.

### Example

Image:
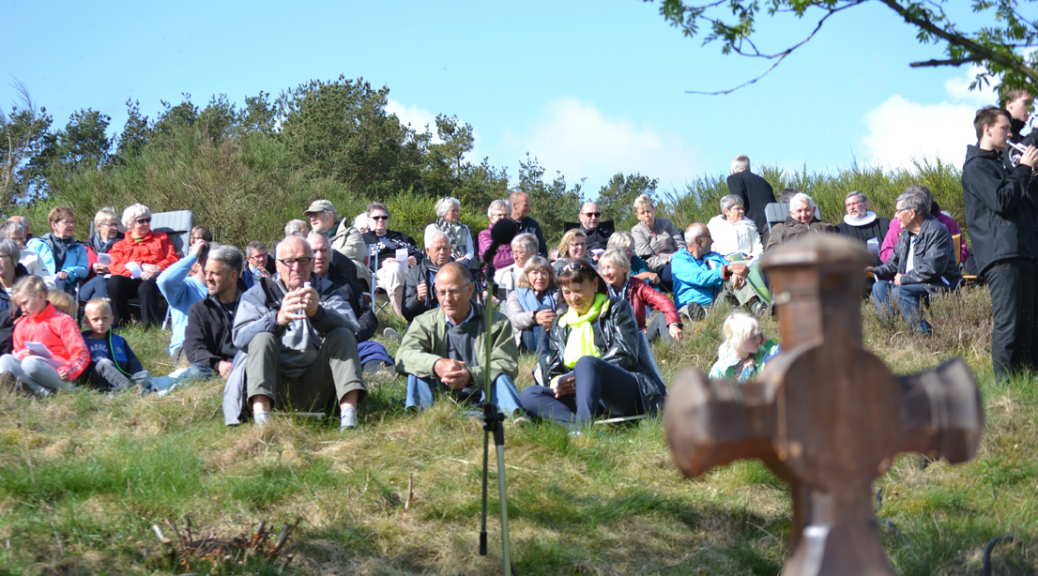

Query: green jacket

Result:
[395,301,518,386]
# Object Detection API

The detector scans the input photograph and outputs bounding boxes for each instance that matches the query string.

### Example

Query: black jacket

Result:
[403,257,445,323]
[330,250,358,283]
[563,222,615,252]
[962,144,1038,275]
[514,216,549,256]
[727,170,776,235]
[0,263,29,354]
[361,230,422,266]
[873,216,961,293]
[837,216,890,264]
[184,279,248,369]
[543,297,667,416]
[323,271,377,342]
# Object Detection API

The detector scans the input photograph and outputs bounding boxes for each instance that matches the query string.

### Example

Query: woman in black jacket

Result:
[519,259,666,427]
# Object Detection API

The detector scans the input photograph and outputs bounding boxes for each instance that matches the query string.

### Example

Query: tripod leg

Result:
[494,422,513,576]
[480,427,490,556]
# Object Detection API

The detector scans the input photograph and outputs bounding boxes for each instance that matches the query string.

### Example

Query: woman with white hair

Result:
[425,197,474,265]
[503,256,559,352]
[494,233,538,296]
[79,207,125,301]
[598,249,682,342]
[478,199,514,272]
[765,192,837,251]
[707,195,763,260]
[106,203,180,328]
[708,311,779,383]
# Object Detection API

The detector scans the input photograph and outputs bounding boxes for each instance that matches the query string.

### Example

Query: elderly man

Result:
[243,240,275,288]
[879,185,968,266]
[361,202,421,319]
[510,191,548,256]
[6,216,33,242]
[671,224,763,321]
[403,229,453,322]
[157,236,210,364]
[395,262,523,419]
[225,235,367,429]
[836,192,890,258]
[304,199,368,287]
[726,155,776,244]
[565,202,614,255]
[765,192,837,251]
[868,192,960,335]
[183,245,249,381]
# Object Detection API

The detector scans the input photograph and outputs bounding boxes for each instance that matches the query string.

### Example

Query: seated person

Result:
[80,207,124,301]
[836,191,889,258]
[156,236,209,364]
[707,195,763,260]
[608,231,660,291]
[183,245,248,381]
[518,259,667,427]
[631,194,685,289]
[879,184,969,266]
[26,207,89,296]
[394,262,523,419]
[0,221,54,288]
[478,199,515,274]
[353,213,369,235]
[190,225,213,246]
[0,276,88,395]
[0,238,30,354]
[225,236,367,429]
[284,219,309,238]
[305,199,369,287]
[46,289,77,318]
[80,298,149,391]
[309,233,393,373]
[552,229,588,274]
[493,233,538,297]
[107,204,180,328]
[564,202,613,256]
[404,229,452,323]
[672,224,763,321]
[598,249,682,342]
[425,197,475,266]
[361,202,421,319]
[243,240,275,288]
[503,256,558,352]
[765,192,837,251]
[708,311,779,383]
[867,191,961,335]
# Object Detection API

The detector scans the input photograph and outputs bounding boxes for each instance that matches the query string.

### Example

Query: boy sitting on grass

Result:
[709,311,779,383]
[80,298,150,392]
[0,275,89,395]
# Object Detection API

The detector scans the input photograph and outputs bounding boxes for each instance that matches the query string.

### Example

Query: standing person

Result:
[1004,88,1034,145]
[631,194,685,292]
[26,207,89,296]
[426,197,475,265]
[361,202,421,319]
[962,106,1038,382]
[79,207,124,301]
[510,191,548,256]
[726,155,777,246]
[107,204,180,328]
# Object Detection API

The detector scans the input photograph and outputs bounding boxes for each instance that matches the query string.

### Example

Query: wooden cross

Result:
[665,235,984,576]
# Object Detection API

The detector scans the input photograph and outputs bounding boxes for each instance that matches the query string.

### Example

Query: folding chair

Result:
[954,233,978,286]
[364,244,391,316]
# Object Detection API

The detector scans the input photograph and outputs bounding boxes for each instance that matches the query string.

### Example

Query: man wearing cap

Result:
[304,200,371,290]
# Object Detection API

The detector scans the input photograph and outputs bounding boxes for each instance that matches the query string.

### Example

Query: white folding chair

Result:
[364,244,390,316]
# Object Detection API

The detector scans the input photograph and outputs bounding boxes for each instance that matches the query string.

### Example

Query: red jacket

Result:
[626,277,681,330]
[13,303,90,380]
[109,232,179,277]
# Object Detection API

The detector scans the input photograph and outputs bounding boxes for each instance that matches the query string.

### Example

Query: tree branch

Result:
[909,57,976,68]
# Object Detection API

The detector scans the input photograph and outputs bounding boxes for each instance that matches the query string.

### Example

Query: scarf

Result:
[607,278,631,302]
[843,211,877,227]
[515,287,556,313]
[436,218,469,260]
[88,232,122,255]
[559,292,610,368]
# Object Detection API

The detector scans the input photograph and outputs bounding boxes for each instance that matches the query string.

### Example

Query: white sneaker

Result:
[340,406,358,430]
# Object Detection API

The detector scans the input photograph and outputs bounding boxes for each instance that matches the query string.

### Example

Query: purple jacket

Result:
[478,228,514,272]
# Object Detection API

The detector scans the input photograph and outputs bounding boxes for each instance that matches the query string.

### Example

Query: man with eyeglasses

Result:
[403,229,453,322]
[243,241,275,288]
[303,199,370,289]
[395,262,524,421]
[226,235,367,430]
[565,202,614,257]
[672,223,763,321]
[509,191,548,256]
[360,202,421,319]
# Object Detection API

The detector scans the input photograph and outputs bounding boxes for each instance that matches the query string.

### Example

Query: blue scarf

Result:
[515,287,556,313]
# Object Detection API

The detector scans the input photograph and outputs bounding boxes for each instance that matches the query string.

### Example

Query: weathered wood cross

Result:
[665,235,984,576]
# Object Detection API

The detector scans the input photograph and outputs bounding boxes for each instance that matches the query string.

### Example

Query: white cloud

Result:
[500,97,706,193]
[861,67,998,170]
[385,99,442,144]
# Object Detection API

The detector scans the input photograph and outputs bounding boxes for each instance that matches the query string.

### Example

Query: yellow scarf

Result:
[559,293,610,368]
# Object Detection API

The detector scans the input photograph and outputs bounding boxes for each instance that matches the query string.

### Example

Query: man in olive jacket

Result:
[394,262,523,418]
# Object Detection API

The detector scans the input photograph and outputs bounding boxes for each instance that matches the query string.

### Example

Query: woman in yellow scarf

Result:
[519,259,665,428]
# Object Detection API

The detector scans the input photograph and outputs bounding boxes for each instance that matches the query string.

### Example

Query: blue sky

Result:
[2,1,1004,195]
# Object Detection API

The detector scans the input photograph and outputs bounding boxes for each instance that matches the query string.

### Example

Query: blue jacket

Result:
[26,235,89,289]
[79,330,145,390]
[671,248,727,309]
[156,253,208,355]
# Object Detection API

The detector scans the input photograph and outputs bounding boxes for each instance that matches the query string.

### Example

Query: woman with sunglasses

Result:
[106,204,180,328]
[519,259,667,429]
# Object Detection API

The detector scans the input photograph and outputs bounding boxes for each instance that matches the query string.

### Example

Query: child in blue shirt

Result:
[80,298,150,391]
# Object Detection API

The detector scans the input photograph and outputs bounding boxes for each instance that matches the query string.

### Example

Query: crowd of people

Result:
[0,95,1034,429]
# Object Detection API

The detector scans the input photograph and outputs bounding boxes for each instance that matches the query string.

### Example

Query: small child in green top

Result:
[708,311,779,383]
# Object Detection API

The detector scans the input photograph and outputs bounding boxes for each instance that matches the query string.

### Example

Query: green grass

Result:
[0,290,1036,574]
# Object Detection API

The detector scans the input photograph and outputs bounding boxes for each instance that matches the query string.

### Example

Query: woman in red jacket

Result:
[598,249,683,342]
[0,275,88,395]
[106,204,180,328]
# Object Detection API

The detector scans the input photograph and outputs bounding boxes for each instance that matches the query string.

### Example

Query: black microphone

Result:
[482,218,518,266]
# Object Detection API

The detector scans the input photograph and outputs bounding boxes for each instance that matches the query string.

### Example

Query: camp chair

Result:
[764,202,824,232]
[954,233,978,287]
[364,244,391,316]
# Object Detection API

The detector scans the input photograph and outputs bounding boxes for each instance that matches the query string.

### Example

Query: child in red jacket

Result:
[0,275,88,395]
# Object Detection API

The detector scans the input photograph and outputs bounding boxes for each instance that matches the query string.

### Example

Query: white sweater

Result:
[707,215,763,259]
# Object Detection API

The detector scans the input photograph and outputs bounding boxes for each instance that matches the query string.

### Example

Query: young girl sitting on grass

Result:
[708,311,779,383]
[0,275,89,395]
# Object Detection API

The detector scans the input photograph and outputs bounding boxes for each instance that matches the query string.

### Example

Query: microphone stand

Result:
[479,257,513,576]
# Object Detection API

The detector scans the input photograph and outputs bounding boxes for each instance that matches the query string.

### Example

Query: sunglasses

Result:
[135,218,152,225]
[565,262,590,272]
[370,215,389,221]
[582,212,601,217]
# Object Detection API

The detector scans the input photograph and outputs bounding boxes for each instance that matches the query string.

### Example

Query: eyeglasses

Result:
[435,287,468,299]
[247,253,268,261]
[581,212,601,217]
[55,219,74,226]
[370,215,389,221]
[135,218,152,225]
[278,257,313,267]
[98,222,118,228]
[894,207,909,214]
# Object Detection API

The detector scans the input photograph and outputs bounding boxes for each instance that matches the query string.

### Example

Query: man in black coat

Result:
[309,233,377,343]
[184,245,249,381]
[963,106,1038,382]
[726,155,776,245]
[510,191,548,256]
[564,202,614,256]
[403,229,452,322]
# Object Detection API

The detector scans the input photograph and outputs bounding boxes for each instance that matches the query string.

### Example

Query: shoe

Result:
[512,415,531,428]
[254,411,271,427]
[340,406,358,430]
[383,327,402,343]
[751,301,767,317]
[0,371,16,393]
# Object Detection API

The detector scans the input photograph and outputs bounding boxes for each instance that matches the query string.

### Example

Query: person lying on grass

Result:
[0,275,89,395]
[79,297,150,392]
[708,311,779,383]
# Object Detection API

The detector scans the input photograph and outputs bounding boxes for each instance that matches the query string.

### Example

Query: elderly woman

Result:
[504,256,559,352]
[478,199,514,272]
[79,207,124,301]
[518,259,667,428]
[361,201,421,318]
[0,239,29,353]
[766,192,837,251]
[494,233,538,295]
[630,194,685,290]
[707,195,763,260]
[552,229,588,273]
[607,231,660,290]
[426,197,474,265]
[0,221,52,288]
[107,203,180,328]
[26,207,89,296]
[598,249,682,342]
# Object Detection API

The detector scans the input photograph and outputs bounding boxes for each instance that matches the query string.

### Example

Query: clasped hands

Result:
[276,286,319,326]
[433,358,473,389]
[727,263,749,290]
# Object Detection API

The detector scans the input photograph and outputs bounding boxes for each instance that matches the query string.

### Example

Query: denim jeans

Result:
[405,373,522,416]
[872,280,931,334]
